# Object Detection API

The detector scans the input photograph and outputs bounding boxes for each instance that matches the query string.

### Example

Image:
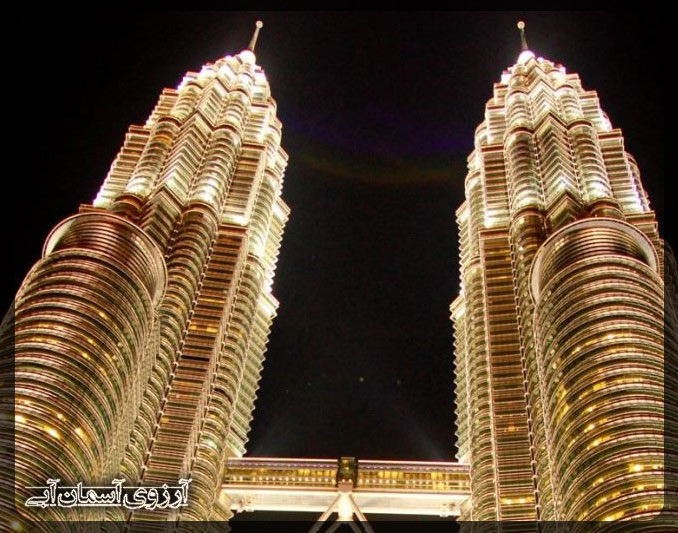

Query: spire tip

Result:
[247,20,264,52]
[517,20,529,52]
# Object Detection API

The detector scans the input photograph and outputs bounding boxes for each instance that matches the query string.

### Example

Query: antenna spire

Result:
[517,21,529,51]
[248,20,263,52]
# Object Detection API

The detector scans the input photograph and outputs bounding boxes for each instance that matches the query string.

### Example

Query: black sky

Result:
[12,12,664,465]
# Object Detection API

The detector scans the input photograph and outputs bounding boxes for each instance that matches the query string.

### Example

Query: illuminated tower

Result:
[4,21,290,525]
[451,23,676,522]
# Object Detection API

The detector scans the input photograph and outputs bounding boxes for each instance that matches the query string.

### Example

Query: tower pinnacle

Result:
[517,21,528,51]
[248,20,264,52]
[516,20,535,64]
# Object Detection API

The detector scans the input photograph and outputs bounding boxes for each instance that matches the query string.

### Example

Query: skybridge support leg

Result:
[308,481,374,533]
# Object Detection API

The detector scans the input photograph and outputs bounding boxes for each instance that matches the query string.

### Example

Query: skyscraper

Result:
[4,22,290,525]
[451,23,676,522]
[5,14,673,530]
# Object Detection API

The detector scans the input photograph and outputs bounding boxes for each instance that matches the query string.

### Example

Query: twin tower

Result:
[4,21,675,527]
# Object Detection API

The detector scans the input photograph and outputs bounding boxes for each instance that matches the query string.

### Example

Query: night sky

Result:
[12,12,664,468]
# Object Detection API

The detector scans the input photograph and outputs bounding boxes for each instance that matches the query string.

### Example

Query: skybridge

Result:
[222,456,471,529]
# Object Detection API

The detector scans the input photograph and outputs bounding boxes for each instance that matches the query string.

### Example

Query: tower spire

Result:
[248,20,263,52]
[515,21,534,64]
[517,20,528,51]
